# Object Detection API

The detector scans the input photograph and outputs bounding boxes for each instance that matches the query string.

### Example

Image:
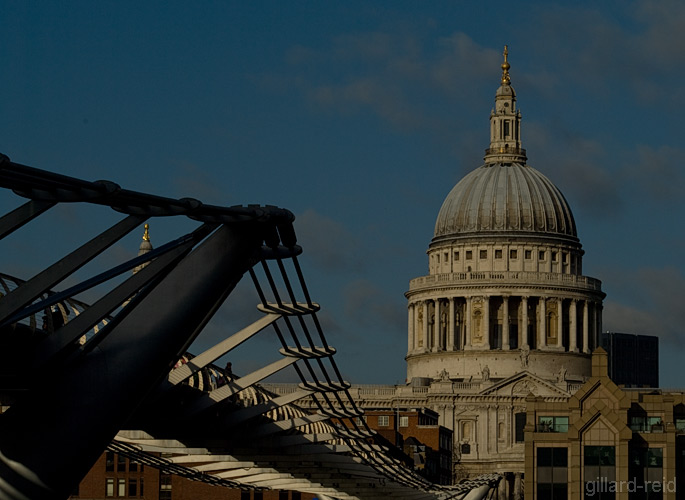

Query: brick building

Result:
[69,451,317,500]
[359,408,453,485]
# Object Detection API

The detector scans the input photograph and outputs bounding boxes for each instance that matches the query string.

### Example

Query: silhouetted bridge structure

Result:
[0,155,500,499]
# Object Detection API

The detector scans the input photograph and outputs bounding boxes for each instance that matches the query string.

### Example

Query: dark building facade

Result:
[358,408,454,485]
[600,332,659,388]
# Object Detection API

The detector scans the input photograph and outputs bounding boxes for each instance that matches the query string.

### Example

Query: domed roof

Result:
[433,162,577,243]
[433,47,578,245]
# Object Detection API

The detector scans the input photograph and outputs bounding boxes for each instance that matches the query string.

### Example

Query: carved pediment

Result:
[479,371,571,397]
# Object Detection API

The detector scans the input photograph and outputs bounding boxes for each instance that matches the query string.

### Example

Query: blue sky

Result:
[2,1,684,387]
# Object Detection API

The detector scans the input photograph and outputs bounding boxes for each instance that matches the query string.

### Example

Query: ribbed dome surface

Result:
[434,163,577,241]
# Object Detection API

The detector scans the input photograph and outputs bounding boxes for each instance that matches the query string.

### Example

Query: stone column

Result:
[538,297,547,349]
[569,299,578,352]
[521,296,529,348]
[557,297,564,349]
[582,300,589,354]
[433,299,441,352]
[408,303,415,352]
[514,472,522,500]
[502,296,510,350]
[448,298,455,351]
[423,301,429,351]
[498,473,507,500]
[483,295,491,349]
[465,297,472,348]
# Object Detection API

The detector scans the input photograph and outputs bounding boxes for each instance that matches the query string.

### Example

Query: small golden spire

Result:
[143,223,150,242]
[501,45,511,85]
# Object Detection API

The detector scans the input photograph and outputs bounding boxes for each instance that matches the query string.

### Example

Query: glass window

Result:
[584,446,615,499]
[400,416,409,427]
[279,492,289,500]
[105,451,114,472]
[378,415,389,427]
[495,249,503,259]
[552,251,558,262]
[629,447,663,500]
[630,416,664,433]
[129,460,138,472]
[129,478,137,497]
[466,250,472,260]
[454,251,459,261]
[539,250,546,260]
[537,447,568,500]
[648,416,663,432]
[117,454,126,472]
[525,250,532,259]
[480,250,487,259]
[538,416,568,433]
[106,478,114,497]
[510,249,518,259]
[676,417,685,431]
[160,474,172,490]
[515,413,526,443]
[117,479,125,497]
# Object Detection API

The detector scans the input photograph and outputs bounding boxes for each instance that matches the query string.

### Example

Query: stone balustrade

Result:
[409,271,602,292]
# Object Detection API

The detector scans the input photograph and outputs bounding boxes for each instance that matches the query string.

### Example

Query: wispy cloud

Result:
[343,279,405,333]
[603,266,685,346]
[295,209,365,273]
[171,162,224,204]
[626,145,685,201]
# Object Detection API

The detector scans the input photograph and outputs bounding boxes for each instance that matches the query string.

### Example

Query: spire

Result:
[483,45,527,164]
[501,45,511,85]
[133,223,153,274]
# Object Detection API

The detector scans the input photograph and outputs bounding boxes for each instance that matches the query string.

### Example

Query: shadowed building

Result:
[524,348,685,500]
[600,332,659,388]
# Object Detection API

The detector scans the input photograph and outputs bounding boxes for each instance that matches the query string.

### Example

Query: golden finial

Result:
[501,45,511,85]
[143,223,150,242]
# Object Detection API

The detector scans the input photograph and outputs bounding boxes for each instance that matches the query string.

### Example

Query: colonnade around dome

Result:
[407,294,602,356]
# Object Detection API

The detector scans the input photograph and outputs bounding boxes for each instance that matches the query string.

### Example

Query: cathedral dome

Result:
[433,162,577,243]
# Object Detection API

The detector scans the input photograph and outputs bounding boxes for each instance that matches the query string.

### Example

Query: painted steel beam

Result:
[249,413,330,438]
[0,223,264,499]
[0,199,56,240]
[222,388,314,425]
[168,313,281,385]
[0,215,146,325]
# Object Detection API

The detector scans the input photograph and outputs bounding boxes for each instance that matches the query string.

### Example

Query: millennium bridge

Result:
[0,155,500,499]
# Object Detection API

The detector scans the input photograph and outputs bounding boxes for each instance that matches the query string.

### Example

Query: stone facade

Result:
[400,47,605,487]
[268,48,607,496]
[524,348,685,500]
